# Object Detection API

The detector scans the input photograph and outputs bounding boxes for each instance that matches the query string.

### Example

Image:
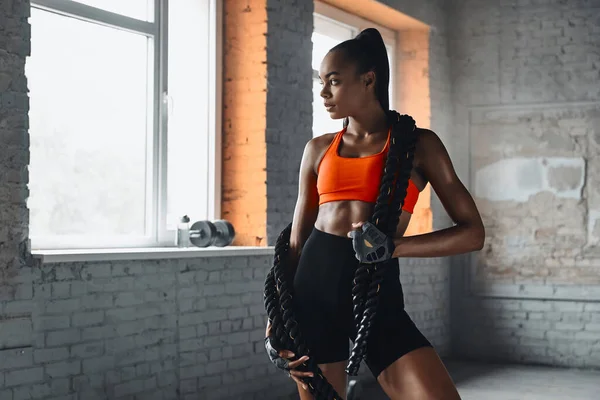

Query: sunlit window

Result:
[27,0,219,249]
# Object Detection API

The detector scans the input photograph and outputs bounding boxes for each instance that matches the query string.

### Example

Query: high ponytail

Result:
[354,28,390,111]
[334,27,390,127]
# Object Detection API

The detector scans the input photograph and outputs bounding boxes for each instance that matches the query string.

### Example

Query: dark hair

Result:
[330,28,390,115]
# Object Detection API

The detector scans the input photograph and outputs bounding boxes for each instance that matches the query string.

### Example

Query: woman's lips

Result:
[324,103,335,111]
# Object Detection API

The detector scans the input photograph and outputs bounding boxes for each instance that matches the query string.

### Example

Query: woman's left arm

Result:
[391,128,485,258]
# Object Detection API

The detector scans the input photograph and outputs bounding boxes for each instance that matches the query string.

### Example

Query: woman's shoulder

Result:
[414,127,452,167]
[414,127,435,140]
[311,131,338,147]
[414,128,445,151]
[305,131,338,156]
[303,132,339,173]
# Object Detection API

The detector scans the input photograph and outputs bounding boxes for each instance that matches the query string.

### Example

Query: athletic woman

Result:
[264,28,485,400]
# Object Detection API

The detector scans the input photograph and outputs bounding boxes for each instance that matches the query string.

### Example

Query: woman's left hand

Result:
[347,221,365,237]
[348,221,395,264]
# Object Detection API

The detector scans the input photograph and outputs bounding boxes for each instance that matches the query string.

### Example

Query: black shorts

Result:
[292,227,432,378]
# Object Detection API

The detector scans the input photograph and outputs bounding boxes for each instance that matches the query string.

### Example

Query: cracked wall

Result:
[449,0,600,368]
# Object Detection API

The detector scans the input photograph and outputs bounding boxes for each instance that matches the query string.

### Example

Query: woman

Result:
[265,28,484,400]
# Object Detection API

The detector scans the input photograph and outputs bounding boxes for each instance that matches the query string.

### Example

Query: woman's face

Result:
[318,50,373,120]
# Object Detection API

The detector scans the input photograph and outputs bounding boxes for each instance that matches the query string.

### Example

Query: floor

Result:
[355,360,600,400]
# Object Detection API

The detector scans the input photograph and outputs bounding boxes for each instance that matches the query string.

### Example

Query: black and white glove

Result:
[350,222,395,264]
[264,336,290,371]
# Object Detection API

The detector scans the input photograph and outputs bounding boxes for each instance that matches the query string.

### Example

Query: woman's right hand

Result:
[265,321,313,389]
[264,336,313,390]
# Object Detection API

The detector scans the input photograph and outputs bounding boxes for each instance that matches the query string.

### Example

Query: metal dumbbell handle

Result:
[189,230,206,238]
[189,229,225,239]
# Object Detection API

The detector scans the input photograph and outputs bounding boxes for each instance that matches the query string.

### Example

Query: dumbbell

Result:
[189,220,235,247]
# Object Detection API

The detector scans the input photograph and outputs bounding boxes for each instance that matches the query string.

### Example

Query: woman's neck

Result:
[346,105,388,137]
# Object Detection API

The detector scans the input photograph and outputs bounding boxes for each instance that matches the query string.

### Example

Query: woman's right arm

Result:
[266,138,321,336]
[264,139,322,388]
[288,138,321,270]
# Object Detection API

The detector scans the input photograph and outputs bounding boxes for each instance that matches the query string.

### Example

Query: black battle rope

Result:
[346,113,417,376]
[263,112,418,399]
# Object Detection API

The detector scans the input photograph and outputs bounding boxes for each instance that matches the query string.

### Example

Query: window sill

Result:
[32,246,275,264]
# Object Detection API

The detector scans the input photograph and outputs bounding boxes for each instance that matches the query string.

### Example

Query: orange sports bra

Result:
[316,128,419,214]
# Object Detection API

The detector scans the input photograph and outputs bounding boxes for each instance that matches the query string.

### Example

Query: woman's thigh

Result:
[296,360,348,400]
[377,347,461,400]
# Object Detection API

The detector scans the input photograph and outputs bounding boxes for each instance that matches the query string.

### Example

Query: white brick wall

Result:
[449,0,600,369]
[402,258,451,355]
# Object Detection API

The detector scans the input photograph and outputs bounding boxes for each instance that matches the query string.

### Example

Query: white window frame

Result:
[313,1,397,112]
[28,0,222,250]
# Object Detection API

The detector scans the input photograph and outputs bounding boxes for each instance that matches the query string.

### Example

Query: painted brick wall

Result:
[265,0,315,246]
[449,0,600,368]
[0,1,35,398]
[0,253,450,400]
[22,256,297,400]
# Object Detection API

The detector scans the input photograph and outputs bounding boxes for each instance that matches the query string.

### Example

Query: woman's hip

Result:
[292,227,403,309]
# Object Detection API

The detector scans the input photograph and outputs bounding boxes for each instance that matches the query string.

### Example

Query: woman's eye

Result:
[318,79,339,86]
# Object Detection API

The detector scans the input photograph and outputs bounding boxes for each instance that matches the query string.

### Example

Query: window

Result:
[27,0,221,249]
[312,3,396,138]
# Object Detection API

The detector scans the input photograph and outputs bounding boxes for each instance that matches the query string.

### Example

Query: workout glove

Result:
[264,336,290,371]
[350,222,395,264]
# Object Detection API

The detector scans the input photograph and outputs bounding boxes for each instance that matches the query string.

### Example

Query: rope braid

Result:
[346,111,417,376]
[263,111,418,398]
[264,224,343,400]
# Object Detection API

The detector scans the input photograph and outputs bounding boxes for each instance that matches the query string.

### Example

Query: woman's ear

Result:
[363,70,376,89]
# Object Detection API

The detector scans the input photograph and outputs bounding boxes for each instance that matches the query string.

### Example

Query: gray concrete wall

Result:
[0,1,454,399]
[449,0,600,368]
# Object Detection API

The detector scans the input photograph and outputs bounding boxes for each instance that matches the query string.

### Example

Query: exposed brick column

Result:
[0,0,35,392]
[397,29,434,236]
[265,0,315,245]
[222,0,268,246]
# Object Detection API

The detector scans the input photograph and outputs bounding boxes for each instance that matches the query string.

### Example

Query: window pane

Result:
[311,32,343,71]
[312,15,354,71]
[71,0,153,21]
[166,0,210,228]
[27,9,150,238]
